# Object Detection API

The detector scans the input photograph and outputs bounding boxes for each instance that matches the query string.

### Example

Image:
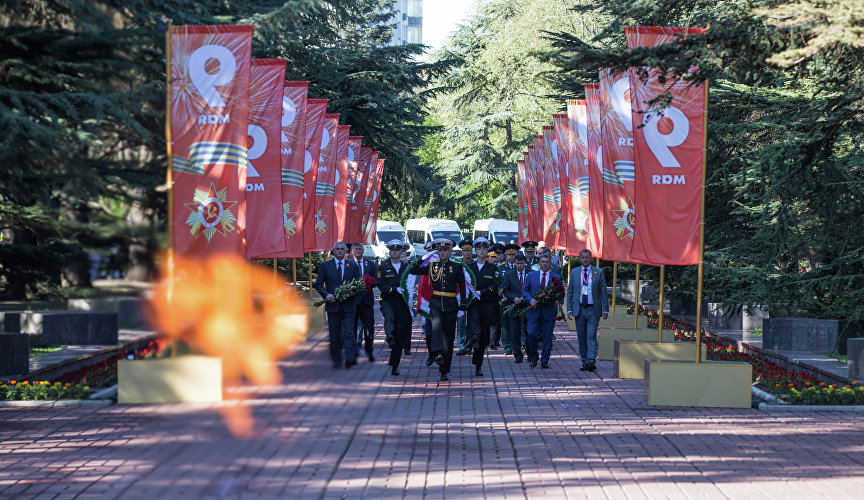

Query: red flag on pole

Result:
[307,113,339,252]
[345,137,365,243]
[531,137,548,244]
[363,158,386,244]
[599,68,648,263]
[302,99,328,252]
[524,149,540,242]
[584,83,605,259]
[517,159,528,242]
[359,151,380,243]
[542,126,564,249]
[626,26,707,265]
[564,101,591,253]
[168,25,253,257]
[553,113,574,252]
[335,125,350,243]
[245,59,287,258]
[350,145,374,243]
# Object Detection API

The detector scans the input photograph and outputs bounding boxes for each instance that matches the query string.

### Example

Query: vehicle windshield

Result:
[431,231,462,245]
[492,231,519,244]
[377,230,404,244]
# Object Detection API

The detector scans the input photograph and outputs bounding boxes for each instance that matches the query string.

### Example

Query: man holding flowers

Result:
[566,249,609,372]
[315,241,362,369]
[521,254,565,368]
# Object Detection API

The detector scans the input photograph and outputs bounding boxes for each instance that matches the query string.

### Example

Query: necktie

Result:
[519,272,524,286]
[337,261,342,280]
[582,267,589,305]
[540,272,546,289]
[357,260,363,276]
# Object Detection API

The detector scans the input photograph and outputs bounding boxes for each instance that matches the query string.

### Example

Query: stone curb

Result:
[758,403,864,412]
[0,399,113,408]
[751,385,788,405]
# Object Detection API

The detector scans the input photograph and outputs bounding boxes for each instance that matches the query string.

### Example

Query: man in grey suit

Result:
[566,249,609,372]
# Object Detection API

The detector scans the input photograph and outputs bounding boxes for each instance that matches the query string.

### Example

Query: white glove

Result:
[396,287,404,294]
[429,251,440,262]
[457,310,465,318]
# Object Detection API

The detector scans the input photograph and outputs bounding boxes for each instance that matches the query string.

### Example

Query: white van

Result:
[473,219,519,245]
[366,220,412,261]
[405,218,464,258]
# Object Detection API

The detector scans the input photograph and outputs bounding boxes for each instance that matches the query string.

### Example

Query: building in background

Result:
[389,0,422,46]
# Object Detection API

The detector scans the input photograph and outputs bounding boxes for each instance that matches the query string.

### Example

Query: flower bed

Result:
[626,304,864,405]
[0,380,89,401]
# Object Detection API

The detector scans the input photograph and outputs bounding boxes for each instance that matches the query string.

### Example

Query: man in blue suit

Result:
[315,241,362,368]
[521,254,562,368]
[350,242,378,362]
[566,249,609,372]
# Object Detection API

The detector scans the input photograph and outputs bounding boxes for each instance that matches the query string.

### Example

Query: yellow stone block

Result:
[645,360,752,408]
[613,341,707,379]
[601,315,648,329]
[118,355,222,404]
[597,329,675,360]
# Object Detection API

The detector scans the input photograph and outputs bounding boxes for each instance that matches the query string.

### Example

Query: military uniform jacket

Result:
[498,261,516,276]
[376,260,405,302]
[409,258,467,312]
[468,261,500,304]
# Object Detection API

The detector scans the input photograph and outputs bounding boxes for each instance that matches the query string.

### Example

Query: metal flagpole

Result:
[611,262,618,315]
[273,258,278,280]
[657,265,665,342]
[292,258,298,289]
[308,253,313,298]
[695,80,710,363]
[163,19,176,357]
[633,263,641,329]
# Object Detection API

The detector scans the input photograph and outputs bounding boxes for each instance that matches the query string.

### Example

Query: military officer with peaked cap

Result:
[522,241,539,269]
[498,242,520,354]
[409,238,467,381]
[377,239,412,375]
[466,237,500,375]
[456,239,474,355]
[486,243,504,350]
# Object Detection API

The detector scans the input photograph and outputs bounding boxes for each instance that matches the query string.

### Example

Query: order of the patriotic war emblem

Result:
[184,183,238,241]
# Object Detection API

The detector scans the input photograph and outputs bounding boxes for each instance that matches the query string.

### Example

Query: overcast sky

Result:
[422,1,475,54]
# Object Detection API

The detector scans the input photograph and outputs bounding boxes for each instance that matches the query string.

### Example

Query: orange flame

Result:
[147,254,308,436]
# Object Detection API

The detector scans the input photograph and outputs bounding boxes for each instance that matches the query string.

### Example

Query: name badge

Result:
[581,284,589,296]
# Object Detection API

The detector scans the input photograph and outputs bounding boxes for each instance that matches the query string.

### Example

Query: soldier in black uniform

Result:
[377,239,412,376]
[522,241,539,269]
[455,239,474,355]
[409,238,467,381]
[466,237,500,376]
[487,243,504,350]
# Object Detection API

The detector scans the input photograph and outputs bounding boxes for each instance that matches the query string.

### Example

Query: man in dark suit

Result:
[377,240,411,376]
[350,242,378,362]
[521,254,562,368]
[499,253,529,363]
[315,241,361,368]
[566,248,609,371]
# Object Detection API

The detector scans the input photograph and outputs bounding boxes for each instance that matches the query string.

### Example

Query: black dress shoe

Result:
[515,358,523,364]
[368,353,375,362]
[385,336,395,346]
[391,367,400,376]
[425,357,434,366]
[434,354,444,365]
[404,348,411,355]
[489,345,498,350]
[587,363,596,372]
[345,359,357,368]
[579,365,589,371]
[529,360,537,367]
[439,373,449,381]
[541,362,549,369]
[475,369,483,377]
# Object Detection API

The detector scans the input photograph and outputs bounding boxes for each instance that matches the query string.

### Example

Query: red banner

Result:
[626,26,707,265]
[245,59,287,258]
[335,125,350,243]
[345,137,365,243]
[583,83,605,259]
[350,145,374,243]
[552,115,571,251]
[363,157,386,244]
[600,68,647,263]
[359,151,380,243]
[307,113,339,252]
[517,159,528,242]
[525,148,541,242]
[302,99,328,252]
[168,25,253,257]
[564,100,591,254]
[541,126,563,249]
[532,137,548,244]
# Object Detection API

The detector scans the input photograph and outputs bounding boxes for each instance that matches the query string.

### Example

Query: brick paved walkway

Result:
[2,310,864,499]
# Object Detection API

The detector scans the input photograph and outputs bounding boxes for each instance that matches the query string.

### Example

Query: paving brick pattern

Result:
[2,310,864,499]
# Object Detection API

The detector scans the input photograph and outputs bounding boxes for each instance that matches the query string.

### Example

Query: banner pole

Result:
[633,263,641,329]
[308,253,313,298]
[695,81,710,363]
[292,257,298,289]
[273,258,278,281]
[567,254,571,282]
[657,265,665,342]
[611,262,618,315]
[164,21,176,357]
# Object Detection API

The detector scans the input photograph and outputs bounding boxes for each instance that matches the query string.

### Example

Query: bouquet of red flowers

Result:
[362,274,376,293]
[314,277,366,307]
[517,277,565,317]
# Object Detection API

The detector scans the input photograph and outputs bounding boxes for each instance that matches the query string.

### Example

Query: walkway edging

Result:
[758,403,864,412]
[0,399,113,407]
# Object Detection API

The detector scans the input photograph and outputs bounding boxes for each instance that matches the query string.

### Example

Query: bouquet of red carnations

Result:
[517,277,565,317]
[362,274,376,293]
[314,277,366,307]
